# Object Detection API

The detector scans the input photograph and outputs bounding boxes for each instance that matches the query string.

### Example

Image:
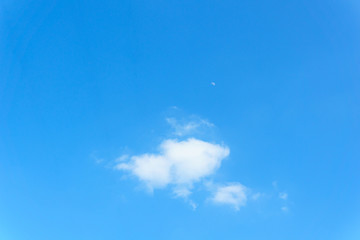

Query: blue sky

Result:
[1,0,359,239]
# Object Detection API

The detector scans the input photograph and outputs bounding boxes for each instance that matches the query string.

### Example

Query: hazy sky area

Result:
[0,0,359,239]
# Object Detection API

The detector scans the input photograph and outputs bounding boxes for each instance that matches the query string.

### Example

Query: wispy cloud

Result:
[166,117,214,137]
[210,183,248,211]
[279,192,288,200]
[90,152,104,164]
[274,185,290,212]
[115,154,129,162]
[251,192,264,200]
[281,206,289,212]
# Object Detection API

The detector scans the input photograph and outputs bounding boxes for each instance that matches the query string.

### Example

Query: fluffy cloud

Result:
[113,115,256,211]
[210,183,248,210]
[116,138,230,195]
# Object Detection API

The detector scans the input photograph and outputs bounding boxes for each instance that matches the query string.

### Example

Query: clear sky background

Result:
[1,0,359,239]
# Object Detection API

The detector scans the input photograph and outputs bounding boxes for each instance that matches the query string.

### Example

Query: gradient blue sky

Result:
[1,0,360,239]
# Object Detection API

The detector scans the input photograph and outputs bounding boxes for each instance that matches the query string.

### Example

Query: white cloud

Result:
[166,117,214,136]
[279,192,288,200]
[281,206,289,212]
[115,154,129,162]
[90,152,104,164]
[173,186,192,198]
[115,138,230,195]
[251,192,263,200]
[210,183,248,210]
[112,115,263,211]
